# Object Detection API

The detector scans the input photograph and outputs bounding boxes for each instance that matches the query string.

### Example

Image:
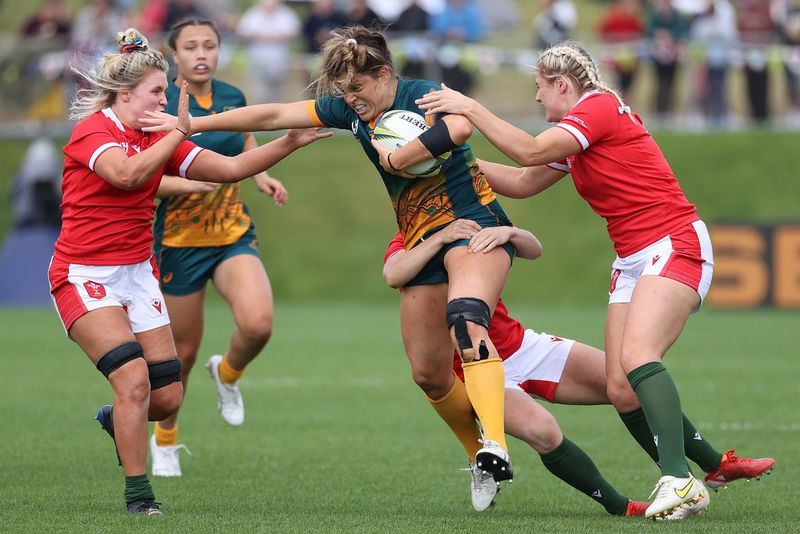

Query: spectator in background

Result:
[689,0,738,127]
[22,0,71,42]
[775,0,800,127]
[735,0,775,125]
[162,0,209,34]
[12,136,62,230]
[533,0,577,49]
[429,0,486,94]
[346,0,384,28]
[597,0,644,96]
[71,0,129,60]
[645,0,688,121]
[393,0,430,33]
[392,0,431,79]
[301,0,347,53]
[137,0,169,36]
[236,0,300,104]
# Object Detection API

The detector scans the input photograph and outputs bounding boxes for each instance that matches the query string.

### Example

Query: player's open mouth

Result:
[354,104,367,113]
[194,65,209,73]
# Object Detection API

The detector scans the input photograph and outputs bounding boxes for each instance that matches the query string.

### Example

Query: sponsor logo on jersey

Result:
[351,120,359,135]
[152,299,162,313]
[562,114,587,128]
[84,280,106,299]
[609,268,622,294]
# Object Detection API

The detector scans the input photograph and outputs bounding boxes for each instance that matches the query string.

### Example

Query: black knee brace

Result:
[446,297,492,362]
[148,358,182,390]
[96,341,144,378]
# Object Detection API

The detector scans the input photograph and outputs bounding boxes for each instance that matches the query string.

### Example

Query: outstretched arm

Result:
[415,84,580,166]
[478,159,567,198]
[187,128,331,183]
[142,100,316,134]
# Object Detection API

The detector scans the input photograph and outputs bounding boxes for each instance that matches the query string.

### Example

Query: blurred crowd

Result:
[7,0,800,130]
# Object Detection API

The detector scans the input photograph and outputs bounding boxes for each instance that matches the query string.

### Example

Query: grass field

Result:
[1,302,797,533]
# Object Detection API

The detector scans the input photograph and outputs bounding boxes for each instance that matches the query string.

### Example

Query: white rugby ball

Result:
[373,109,451,177]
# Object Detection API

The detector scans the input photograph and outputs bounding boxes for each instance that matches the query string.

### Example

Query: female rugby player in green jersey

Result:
[143,25,517,496]
[149,19,306,477]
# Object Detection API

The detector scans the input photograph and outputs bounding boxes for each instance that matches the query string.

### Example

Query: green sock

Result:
[627,362,689,477]
[618,407,659,465]
[539,437,629,516]
[682,414,723,473]
[124,474,155,505]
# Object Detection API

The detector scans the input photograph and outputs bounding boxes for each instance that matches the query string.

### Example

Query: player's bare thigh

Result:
[619,275,699,373]
[213,254,273,334]
[504,388,562,453]
[163,289,205,369]
[553,342,609,405]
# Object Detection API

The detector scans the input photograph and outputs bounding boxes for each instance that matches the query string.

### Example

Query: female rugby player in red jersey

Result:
[416,41,774,520]
[48,28,327,515]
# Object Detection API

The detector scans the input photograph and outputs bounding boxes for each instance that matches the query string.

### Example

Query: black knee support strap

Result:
[446,297,491,330]
[148,358,182,390]
[447,297,492,360]
[96,341,144,378]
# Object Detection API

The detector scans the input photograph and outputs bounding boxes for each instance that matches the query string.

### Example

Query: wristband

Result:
[387,152,400,172]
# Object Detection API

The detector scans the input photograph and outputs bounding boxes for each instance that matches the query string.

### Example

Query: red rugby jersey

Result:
[56,108,203,265]
[556,91,698,256]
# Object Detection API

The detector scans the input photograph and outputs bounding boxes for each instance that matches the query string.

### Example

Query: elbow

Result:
[115,172,142,191]
[383,271,403,290]
[444,115,473,145]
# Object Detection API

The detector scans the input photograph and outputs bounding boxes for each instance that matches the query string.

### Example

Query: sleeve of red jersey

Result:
[65,120,124,172]
[383,231,404,264]
[555,93,618,152]
[165,139,204,178]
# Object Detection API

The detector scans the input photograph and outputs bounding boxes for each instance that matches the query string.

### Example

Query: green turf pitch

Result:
[0,303,797,533]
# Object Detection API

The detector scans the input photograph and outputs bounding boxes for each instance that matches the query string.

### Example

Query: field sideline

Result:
[1,302,796,533]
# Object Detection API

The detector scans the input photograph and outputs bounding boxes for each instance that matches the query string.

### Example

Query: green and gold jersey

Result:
[154,79,251,248]
[309,78,503,249]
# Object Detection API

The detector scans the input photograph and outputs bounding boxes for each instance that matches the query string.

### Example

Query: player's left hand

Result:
[287,127,333,148]
[469,226,514,254]
[369,139,414,178]
[254,174,288,206]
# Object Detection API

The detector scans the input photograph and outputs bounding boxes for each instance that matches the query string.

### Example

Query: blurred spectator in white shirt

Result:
[236,0,300,103]
[533,0,577,49]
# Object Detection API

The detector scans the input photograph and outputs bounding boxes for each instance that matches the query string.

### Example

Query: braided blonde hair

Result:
[69,28,169,121]
[537,41,632,117]
[313,26,395,98]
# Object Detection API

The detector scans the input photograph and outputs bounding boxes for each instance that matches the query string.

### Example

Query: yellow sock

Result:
[427,374,482,462]
[462,358,508,451]
[154,422,178,447]
[219,354,243,385]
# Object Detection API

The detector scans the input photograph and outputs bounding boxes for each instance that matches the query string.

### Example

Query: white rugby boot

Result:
[475,439,513,483]
[150,434,191,477]
[467,461,498,511]
[206,354,244,426]
[645,475,709,520]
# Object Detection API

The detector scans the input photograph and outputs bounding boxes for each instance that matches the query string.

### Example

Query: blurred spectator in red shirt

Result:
[596,0,644,95]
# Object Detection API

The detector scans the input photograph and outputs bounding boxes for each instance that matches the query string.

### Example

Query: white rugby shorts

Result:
[49,256,170,334]
[608,220,714,305]
[503,329,575,402]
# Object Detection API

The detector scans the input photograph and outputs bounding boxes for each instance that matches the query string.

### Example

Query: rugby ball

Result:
[373,109,451,177]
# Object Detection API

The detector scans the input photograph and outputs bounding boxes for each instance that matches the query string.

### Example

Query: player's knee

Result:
[606,380,639,412]
[96,341,145,379]
[446,297,491,363]
[410,368,449,397]
[237,312,273,347]
[148,381,183,420]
